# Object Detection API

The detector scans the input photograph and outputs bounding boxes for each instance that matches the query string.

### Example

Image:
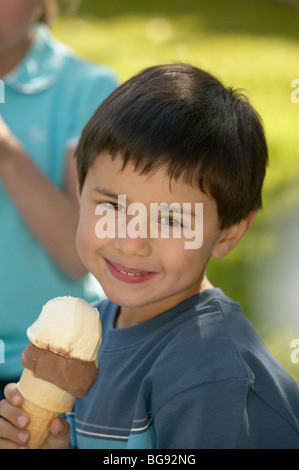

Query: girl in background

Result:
[0,0,118,396]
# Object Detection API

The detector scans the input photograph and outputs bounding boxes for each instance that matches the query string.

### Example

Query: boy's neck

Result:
[114,276,214,329]
[0,33,33,77]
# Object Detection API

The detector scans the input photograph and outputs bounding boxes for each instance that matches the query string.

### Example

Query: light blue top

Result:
[0,23,118,379]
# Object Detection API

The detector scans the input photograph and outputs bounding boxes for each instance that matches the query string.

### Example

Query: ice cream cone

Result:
[17,296,102,449]
[17,369,75,449]
[20,399,60,449]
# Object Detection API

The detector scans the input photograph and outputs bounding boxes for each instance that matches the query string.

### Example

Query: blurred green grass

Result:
[53,0,299,382]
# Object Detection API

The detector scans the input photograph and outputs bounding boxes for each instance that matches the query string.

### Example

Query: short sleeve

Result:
[153,377,250,449]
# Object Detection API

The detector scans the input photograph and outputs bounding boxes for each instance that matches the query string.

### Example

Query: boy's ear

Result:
[212,211,256,259]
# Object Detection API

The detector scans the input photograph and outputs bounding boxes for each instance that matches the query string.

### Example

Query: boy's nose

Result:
[114,232,151,257]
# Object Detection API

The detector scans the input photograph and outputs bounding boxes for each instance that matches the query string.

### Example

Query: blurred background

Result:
[53,0,299,381]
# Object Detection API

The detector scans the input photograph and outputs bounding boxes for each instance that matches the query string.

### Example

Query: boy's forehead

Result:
[88,152,213,206]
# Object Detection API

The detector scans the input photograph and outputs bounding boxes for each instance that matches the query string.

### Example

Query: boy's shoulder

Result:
[92,290,298,395]
[93,289,252,382]
[146,289,254,390]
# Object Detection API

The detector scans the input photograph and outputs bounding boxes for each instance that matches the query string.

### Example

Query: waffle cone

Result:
[21,399,60,449]
[17,369,75,449]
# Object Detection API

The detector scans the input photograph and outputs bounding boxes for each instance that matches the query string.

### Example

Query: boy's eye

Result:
[100,201,126,213]
[159,215,182,228]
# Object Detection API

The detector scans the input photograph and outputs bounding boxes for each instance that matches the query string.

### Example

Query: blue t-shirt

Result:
[69,289,299,449]
[0,23,118,379]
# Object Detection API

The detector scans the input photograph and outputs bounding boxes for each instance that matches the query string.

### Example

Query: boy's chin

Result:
[102,288,143,308]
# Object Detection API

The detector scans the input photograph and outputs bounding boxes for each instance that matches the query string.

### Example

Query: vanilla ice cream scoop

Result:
[27,296,102,363]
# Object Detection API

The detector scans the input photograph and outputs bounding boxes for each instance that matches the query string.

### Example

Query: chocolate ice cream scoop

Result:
[21,343,99,397]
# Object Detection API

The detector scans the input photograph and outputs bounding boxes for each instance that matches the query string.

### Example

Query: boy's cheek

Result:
[75,227,86,265]
[75,219,95,266]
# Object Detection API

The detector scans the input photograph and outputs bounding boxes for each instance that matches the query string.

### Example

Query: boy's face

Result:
[76,153,226,325]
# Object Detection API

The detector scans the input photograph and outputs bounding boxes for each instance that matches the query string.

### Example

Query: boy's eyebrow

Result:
[91,186,133,204]
[92,186,119,200]
[165,204,196,218]
[92,186,197,217]
[150,202,197,218]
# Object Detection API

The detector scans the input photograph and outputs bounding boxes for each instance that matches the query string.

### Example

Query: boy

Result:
[0,63,299,449]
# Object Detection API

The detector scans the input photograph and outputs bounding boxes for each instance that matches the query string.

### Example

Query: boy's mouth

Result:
[104,258,157,284]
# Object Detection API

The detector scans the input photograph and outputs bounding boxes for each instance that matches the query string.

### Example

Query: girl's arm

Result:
[0,115,87,279]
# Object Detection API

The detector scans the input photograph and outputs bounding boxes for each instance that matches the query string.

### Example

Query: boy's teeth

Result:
[119,269,142,276]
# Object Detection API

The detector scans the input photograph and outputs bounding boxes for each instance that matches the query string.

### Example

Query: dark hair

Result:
[75,63,268,229]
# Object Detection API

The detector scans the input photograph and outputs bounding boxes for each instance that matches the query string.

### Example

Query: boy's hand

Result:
[0,383,71,449]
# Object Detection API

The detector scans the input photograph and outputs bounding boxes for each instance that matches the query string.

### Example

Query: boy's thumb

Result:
[50,417,70,436]
[42,417,70,449]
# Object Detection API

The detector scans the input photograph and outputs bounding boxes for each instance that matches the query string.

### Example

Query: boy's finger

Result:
[49,417,68,436]
[42,418,71,449]
[0,437,27,450]
[0,398,29,429]
[4,383,23,407]
[0,416,30,447]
